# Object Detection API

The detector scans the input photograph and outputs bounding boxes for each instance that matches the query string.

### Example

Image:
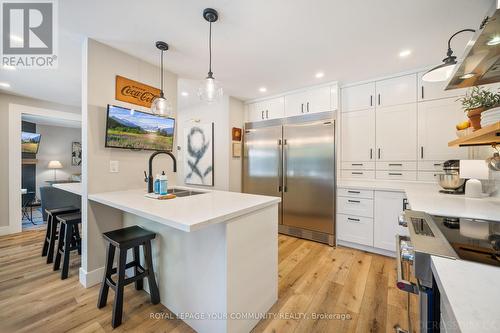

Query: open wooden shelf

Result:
[22,158,38,165]
[448,121,500,147]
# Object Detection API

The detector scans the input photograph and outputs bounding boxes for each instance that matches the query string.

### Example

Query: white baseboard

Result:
[79,266,105,288]
[0,226,11,236]
[337,239,396,258]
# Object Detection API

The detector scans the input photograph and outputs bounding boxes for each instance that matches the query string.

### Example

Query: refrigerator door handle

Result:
[278,139,283,192]
[283,138,288,192]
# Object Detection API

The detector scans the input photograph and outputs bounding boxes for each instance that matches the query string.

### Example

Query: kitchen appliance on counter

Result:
[396,210,500,332]
[243,112,335,246]
[437,160,466,194]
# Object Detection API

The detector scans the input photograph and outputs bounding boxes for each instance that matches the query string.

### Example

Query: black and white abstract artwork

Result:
[72,142,82,166]
[183,123,214,186]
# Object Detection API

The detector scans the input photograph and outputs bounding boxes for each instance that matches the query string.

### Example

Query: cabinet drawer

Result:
[337,197,373,218]
[417,171,439,182]
[341,161,375,170]
[375,171,417,181]
[337,188,374,199]
[341,170,375,179]
[376,161,417,170]
[418,160,444,172]
[336,214,374,247]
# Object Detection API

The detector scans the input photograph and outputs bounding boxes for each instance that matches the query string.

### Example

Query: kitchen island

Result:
[87,187,280,333]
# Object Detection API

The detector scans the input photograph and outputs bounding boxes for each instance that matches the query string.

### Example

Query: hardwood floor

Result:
[0,229,418,333]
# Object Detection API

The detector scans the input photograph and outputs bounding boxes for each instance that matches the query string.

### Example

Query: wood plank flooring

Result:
[0,229,418,333]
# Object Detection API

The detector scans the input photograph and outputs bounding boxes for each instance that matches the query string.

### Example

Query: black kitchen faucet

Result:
[145,151,177,193]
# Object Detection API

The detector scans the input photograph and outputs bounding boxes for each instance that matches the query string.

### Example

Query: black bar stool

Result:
[53,212,82,279]
[42,206,80,264]
[97,225,160,328]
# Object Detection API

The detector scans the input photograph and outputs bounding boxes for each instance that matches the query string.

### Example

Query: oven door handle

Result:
[396,234,419,295]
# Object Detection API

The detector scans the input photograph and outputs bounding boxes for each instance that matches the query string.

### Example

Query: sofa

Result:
[40,186,81,221]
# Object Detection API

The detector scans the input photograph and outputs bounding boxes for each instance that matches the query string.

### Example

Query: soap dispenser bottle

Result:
[154,174,161,194]
[159,171,168,195]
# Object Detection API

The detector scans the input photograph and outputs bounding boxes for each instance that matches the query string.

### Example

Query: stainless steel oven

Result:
[396,210,458,333]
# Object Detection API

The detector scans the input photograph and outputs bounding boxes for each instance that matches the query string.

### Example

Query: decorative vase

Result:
[467,107,485,131]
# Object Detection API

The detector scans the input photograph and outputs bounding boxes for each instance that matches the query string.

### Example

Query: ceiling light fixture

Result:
[150,41,173,117]
[422,29,475,82]
[399,50,411,57]
[198,8,223,104]
[486,35,500,46]
[259,87,267,93]
[181,91,189,97]
[459,73,475,79]
[315,72,325,78]
[0,82,11,88]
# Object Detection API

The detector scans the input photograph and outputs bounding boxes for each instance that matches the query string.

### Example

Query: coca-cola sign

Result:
[115,75,161,108]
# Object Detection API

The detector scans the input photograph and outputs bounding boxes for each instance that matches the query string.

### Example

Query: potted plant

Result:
[458,86,500,130]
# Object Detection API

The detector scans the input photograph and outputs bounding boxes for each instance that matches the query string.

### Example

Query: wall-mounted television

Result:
[21,131,42,154]
[105,105,175,151]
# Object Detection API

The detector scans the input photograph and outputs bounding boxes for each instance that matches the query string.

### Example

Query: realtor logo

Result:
[1,0,58,68]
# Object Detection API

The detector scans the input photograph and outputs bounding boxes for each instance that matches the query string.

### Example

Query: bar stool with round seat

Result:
[42,206,80,264]
[97,225,160,328]
[53,212,82,279]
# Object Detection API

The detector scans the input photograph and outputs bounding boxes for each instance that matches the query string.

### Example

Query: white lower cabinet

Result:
[340,170,375,179]
[374,191,407,251]
[336,214,373,246]
[337,196,373,217]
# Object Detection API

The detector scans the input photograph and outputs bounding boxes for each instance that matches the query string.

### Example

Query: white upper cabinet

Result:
[375,104,417,161]
[417,97,468,161]
[341,110,375,162]
[341,82,376,112]
[375,74,417,107]
[246,97,284,122]
[417,71,467,101]
[285,86,332,117]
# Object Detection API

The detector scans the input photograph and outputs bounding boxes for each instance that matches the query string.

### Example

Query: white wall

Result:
[82,38,178,281]
[35,124,82,197]
[175,95,244,192]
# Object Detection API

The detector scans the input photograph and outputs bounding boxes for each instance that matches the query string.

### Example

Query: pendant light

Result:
[151,41,173,116]
[422,29,475,82]
[198,8,223,103]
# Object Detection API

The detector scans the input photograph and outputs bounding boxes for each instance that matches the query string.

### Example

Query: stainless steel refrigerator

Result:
[243,112,336,246]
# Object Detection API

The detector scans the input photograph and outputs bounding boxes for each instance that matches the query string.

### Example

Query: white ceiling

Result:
[0,0,494,108]
[22,114,81,128]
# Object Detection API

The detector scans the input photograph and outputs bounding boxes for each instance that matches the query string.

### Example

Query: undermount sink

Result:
[167,188,205,197]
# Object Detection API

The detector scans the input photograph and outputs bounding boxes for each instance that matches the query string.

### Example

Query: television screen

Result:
[21,132,42,154]
[105,105,175,151]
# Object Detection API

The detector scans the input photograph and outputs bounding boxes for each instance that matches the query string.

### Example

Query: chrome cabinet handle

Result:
[283,139,288,192]
[278,139,283,192]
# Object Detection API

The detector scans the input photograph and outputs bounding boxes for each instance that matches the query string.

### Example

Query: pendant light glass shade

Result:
[151,92,173,116]
[198,8,223,103]
[151,41,173,117]
[198,75,223,103]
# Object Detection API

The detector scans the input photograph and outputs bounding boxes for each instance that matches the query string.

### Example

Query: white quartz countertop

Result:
[431,256,500,333]
[53,182,82,195]
[88,188,281,232]
[337,179,500,221]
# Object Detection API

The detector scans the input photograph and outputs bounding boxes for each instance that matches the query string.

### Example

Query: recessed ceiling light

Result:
[315,72,325,79]
[0,82,11,88]
[459,73,475,79]
[399,50,411,58]
[259,87,267,93]
[2,64,15,70]
[181,91,189,97]
[486,35,500,46]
